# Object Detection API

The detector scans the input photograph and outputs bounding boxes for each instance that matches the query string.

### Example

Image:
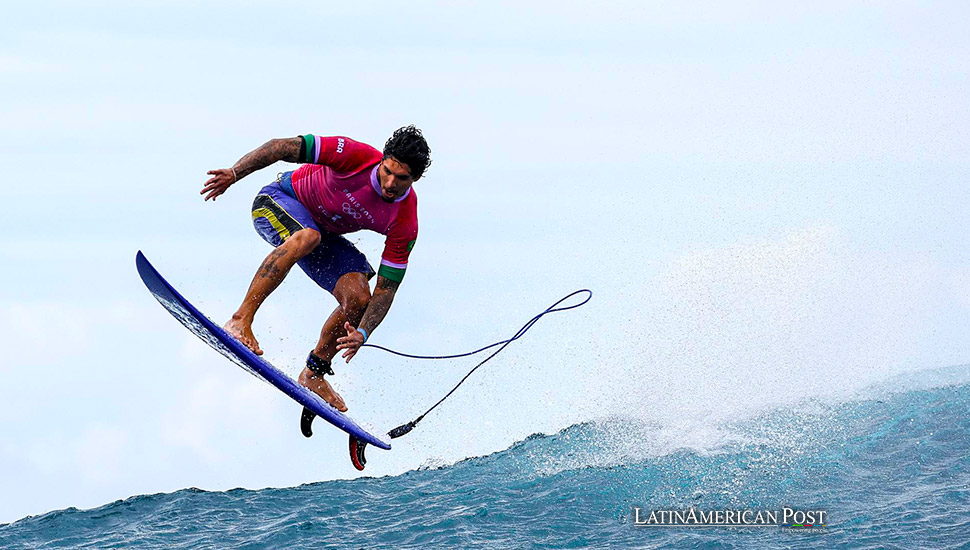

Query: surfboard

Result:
[135,250,392,450]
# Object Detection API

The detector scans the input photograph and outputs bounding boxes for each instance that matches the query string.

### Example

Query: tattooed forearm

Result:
[231,137,302,180]
[358,277,400,335]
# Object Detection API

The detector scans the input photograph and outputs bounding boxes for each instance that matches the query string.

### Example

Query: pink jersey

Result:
[291,135,418,282]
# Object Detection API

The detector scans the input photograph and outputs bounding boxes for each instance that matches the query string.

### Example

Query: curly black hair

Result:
[383,125,432,180]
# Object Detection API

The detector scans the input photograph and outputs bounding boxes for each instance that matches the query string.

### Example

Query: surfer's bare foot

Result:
[225,314,263,355]
[299,368,348,412]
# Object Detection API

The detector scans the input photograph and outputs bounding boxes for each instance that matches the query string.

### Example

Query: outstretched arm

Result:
[336,276,400,362]
[201,137,302,201]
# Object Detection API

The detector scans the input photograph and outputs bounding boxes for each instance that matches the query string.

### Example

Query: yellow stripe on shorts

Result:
[251,193,307,242]
[252,207,293,240]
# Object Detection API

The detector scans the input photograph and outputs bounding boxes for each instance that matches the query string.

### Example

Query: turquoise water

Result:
[4,367,970,549]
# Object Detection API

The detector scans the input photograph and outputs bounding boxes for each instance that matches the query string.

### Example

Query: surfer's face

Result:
[378,157,415,202]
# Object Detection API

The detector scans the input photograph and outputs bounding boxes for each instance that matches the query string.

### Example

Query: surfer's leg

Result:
[314,272,372,359]
[297,273,371,412]
[293,234,374,359]
[231,179,323,355]
[298,303,351,411]
[291,232,374,411]
[226,228,321,354]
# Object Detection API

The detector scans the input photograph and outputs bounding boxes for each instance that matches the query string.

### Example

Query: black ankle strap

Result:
[306,352,334,376]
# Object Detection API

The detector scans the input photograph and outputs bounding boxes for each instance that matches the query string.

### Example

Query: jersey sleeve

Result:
[378,194,418,283]
[298,134,383,173]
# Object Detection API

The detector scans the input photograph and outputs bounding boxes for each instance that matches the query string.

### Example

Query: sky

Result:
[2,0,969,524]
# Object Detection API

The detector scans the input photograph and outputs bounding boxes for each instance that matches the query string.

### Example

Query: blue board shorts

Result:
[251,172,375,293]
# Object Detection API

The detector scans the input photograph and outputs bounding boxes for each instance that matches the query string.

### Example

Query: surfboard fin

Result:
[349,435,367,470]
[348,419,422,470]
[301,407,316,438]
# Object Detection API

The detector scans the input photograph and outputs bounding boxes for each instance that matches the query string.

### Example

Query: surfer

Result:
[201,127,431,412]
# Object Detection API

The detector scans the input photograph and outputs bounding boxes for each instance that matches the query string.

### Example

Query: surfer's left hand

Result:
[336,322,365,362]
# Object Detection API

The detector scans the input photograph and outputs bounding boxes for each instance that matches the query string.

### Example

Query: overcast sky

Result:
[2,1,969,524]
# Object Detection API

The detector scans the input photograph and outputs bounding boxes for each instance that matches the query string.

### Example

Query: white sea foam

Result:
[510,227,967,475]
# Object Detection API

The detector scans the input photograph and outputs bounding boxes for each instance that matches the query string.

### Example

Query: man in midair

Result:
[201,126,431,413]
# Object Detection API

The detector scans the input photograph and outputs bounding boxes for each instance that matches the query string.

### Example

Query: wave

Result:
[4,364,970,549]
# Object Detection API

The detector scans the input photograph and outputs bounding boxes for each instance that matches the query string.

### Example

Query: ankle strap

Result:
[306,352,334,376]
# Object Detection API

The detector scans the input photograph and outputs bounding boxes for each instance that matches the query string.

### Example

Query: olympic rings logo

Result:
[342,202,362,219]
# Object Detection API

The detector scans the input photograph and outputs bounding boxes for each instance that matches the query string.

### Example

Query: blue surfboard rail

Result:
[135,251,391,450]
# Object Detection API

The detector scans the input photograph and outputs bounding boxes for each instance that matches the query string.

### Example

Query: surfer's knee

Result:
[333,274,371,318]
[284,228,321,256]
[339,287,371,318]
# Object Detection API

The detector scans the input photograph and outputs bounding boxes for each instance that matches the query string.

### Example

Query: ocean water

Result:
[3,366,970,549]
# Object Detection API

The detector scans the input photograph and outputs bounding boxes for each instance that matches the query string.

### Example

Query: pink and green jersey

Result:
[291,134,418,283]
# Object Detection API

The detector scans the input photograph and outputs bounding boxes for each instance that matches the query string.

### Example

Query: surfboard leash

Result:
[348,289,592,470]
[309,289,592,470]
[371,288,593,440]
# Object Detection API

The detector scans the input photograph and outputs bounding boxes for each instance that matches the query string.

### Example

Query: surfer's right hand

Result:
[224,315,263,356]
[202,168,236,201]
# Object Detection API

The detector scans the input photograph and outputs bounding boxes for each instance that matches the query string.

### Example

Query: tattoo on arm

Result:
[376,276,401,293]
[232,137,302,180]
[359,277,400,334]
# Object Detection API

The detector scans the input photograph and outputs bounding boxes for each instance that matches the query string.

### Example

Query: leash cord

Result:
[362,289,592,438]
